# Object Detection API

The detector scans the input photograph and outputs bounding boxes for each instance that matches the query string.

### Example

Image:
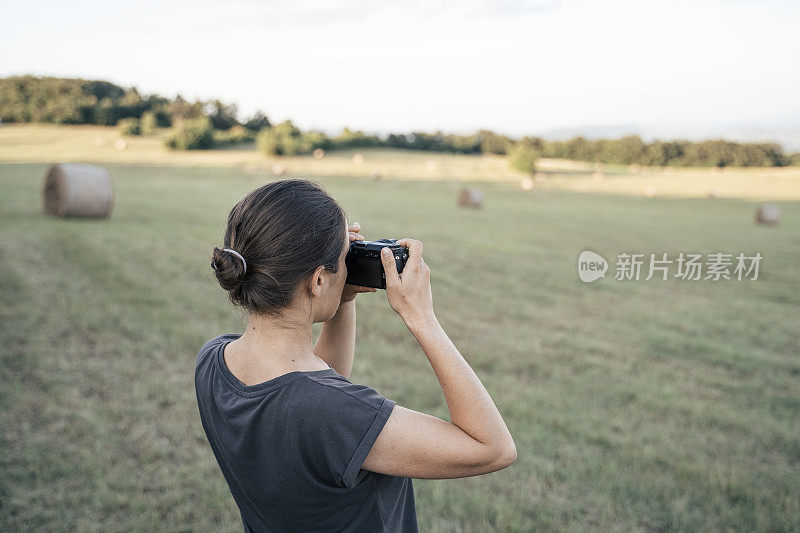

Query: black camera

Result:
[345,238,409,289]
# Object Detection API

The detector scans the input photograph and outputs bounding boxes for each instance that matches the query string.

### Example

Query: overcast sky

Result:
[3,0,799,141]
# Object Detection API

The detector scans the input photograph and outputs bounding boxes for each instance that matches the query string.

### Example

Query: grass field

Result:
[1,125,799,531]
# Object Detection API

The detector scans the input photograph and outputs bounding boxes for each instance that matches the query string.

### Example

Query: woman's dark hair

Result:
[211,179,347,315]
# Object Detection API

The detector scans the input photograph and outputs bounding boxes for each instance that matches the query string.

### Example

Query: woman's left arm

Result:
[314,298,357,378]
[313,222,375,378]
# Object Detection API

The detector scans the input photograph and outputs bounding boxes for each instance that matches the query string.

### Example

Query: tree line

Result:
[0,75,269,131]
[1,76,797,167]
[512,135,796,168]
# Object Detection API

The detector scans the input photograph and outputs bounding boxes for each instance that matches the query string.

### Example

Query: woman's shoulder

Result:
[291,373,397,489]
[197,333,239,356]
[195,333,239,368]
[297,372,391,413]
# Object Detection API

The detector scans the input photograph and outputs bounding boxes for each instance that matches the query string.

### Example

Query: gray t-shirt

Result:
[194,334,418,532]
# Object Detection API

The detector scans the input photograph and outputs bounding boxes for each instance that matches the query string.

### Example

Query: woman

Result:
[195,179,516,532]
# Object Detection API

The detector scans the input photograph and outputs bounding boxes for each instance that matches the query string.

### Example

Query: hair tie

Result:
[223,248,247,273]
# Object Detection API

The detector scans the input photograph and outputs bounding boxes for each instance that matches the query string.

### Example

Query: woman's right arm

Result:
[361,239,517,479]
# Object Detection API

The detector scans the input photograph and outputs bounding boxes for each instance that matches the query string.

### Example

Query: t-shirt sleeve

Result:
[298,378,396,489]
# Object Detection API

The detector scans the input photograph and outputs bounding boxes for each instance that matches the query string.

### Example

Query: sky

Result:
[2,0,800,143]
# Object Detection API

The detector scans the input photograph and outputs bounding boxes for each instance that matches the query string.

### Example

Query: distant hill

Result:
[0,75,262,131]
[2,75,797,166]
[540,122,800,152]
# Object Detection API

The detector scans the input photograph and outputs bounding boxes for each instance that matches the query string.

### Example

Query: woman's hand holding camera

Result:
[380,238,435,327]
[341,221,377,304]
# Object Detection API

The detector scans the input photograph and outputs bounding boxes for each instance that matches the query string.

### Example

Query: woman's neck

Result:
[224,311,329,385]
[242,312,313,354]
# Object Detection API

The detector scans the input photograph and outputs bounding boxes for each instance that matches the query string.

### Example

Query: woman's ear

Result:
[308,264,327,298]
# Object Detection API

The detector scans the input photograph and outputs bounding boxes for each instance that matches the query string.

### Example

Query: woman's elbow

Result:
[496,440,517,469]
[478,439,517,473]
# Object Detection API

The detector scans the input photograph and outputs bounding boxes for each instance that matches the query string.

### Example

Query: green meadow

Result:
[1,125,798,531]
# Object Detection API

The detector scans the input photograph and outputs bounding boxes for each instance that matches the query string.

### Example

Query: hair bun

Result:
[212,179,346,315]
[211,246,246,291]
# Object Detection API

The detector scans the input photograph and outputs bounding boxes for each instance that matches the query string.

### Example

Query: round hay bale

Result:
[43,163,114,218]
[115,138,127,151]
[352,153,364,165]
[371,171,383,181]
[755,203,780,226]
[644,186,656,197]
[456,187,484,209]
[521,177,535,190]
[313,148,325,160]
[425,160,438,172]
[272,163,286,176]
